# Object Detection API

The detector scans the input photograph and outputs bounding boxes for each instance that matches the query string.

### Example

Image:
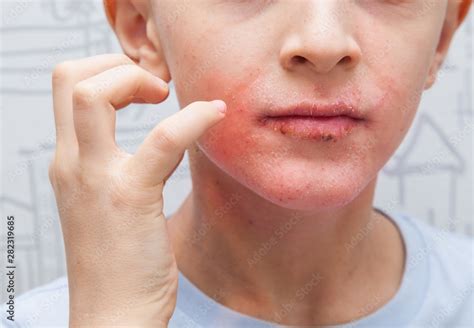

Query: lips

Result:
[263,101,365,119]
[259,101,365,141]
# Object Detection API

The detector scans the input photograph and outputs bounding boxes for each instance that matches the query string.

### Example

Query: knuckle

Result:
[72,81,96,109]
[52,61,74,86]
[51,163,71,183]
[47,160,74,191]
[48,157,103,197]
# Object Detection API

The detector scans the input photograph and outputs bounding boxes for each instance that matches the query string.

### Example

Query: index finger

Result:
[51,54,135,151]
[127,100,227,187]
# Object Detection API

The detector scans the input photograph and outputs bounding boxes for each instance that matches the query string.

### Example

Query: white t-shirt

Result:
[2,206,473,327]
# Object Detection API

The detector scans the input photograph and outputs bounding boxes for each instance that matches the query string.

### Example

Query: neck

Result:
[168,145,404,325]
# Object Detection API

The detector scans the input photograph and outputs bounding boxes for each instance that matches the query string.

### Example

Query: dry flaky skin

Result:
[261,116,357,142]
[132,0,471,214]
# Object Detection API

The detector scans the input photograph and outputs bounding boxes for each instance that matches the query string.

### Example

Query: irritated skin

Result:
[154,0,434,209]
[123,0,462,325]
[258,115,359,141]
[186,65,406,209]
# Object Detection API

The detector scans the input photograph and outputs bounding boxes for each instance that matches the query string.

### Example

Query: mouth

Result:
[259,102,365,141]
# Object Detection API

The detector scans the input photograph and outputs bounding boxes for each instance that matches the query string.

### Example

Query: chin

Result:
[197,117,379,212]
[224,155,371,211]
[256,174,366,211]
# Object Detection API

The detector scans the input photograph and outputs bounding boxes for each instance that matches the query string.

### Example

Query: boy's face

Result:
[140,0,455,209]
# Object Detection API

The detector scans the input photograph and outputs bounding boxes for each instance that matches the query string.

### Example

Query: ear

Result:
[424,0,471,89]
[103,0,171,82]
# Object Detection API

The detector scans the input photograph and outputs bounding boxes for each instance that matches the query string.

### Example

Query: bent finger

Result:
[72,64,169,160]
[52,54,135,151]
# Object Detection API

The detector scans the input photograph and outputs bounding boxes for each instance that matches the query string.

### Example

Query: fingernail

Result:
[211,100,227,114]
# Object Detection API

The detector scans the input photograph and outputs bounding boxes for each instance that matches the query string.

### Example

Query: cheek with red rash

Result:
[188,68,318,207]
[195,83,350,205]
[196,68,266,178]
[177,57,421,209]
[188,71,364,208]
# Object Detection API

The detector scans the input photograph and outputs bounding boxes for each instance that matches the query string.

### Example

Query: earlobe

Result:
[424,54,442,90]
[423,26,451,90]
[104,0,171,82]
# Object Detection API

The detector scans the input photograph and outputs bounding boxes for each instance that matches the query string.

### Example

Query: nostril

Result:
[292,55,307,65]
[339,56,352,65]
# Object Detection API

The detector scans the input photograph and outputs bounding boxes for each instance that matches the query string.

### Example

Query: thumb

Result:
[128,100,226,187]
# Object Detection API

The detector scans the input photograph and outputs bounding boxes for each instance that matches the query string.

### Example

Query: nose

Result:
[279,1,361,75]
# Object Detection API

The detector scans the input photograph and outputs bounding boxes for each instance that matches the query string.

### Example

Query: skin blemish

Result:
[321,134,334,142]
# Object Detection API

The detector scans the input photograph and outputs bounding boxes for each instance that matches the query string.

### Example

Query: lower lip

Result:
[259,115,362,141]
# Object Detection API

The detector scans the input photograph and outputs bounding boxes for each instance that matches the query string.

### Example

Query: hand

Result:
[48,54,226,327]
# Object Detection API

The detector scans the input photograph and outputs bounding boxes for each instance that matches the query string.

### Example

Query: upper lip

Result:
[264,101,365,120]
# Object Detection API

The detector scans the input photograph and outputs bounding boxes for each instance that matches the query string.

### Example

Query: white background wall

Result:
[1,0,472,299]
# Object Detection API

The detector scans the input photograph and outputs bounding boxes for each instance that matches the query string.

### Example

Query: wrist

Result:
[69,306,171,327]
[68,283,176,327]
